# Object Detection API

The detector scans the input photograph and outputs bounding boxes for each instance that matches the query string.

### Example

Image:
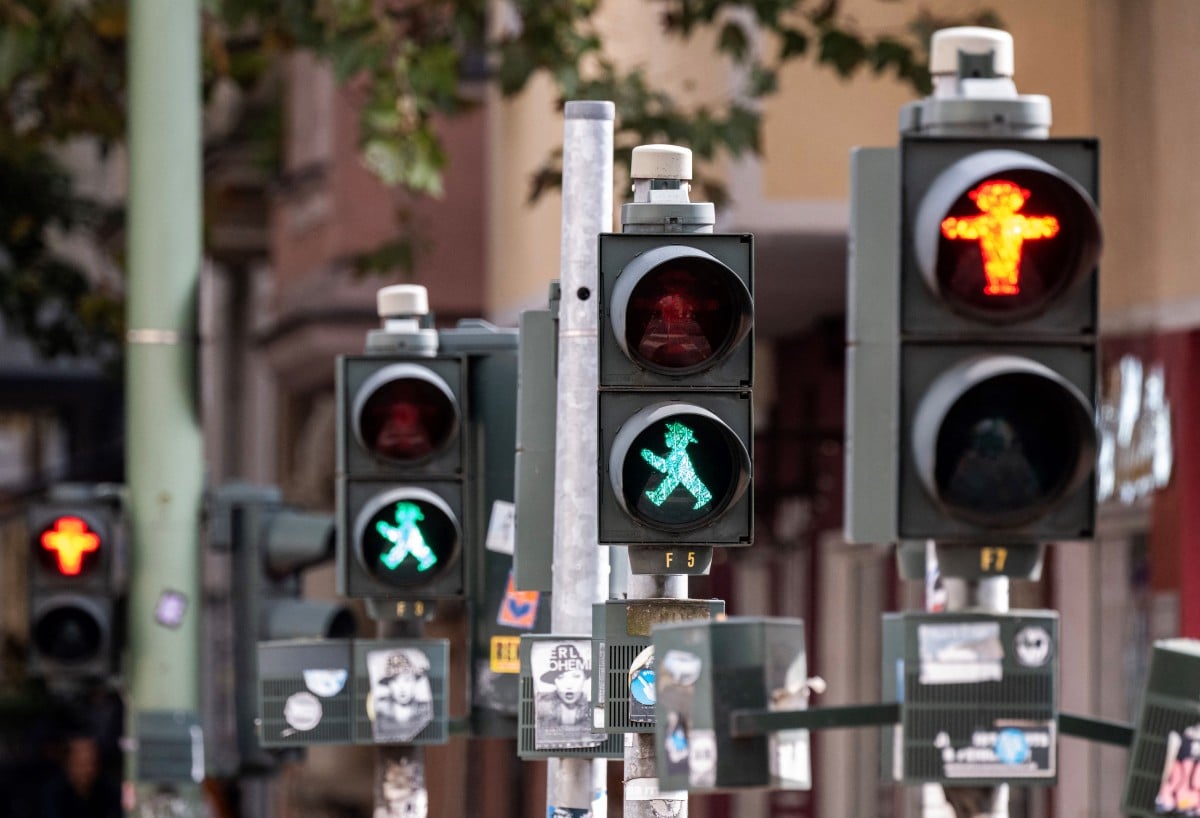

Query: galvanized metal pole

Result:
[902,27,1051,818]
[546,99,615,817]
[125,0,206,811]
[364,285,440,818]
[617,144,716,818]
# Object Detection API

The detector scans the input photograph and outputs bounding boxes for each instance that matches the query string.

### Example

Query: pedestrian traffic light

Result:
[208,483,356,773]
[846,137,1101,544]
[598,233,754,551]
[27,488,122,681]
[337,353,467,602]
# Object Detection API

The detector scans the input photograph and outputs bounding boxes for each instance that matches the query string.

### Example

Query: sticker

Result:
[768,649,811,787]
[657,649,701,783]
[660,650,702,685]
[490,636,521,674]
[486,500,516,554]
[687,728,717,788]
[532,640,605,750]
[303,668,349,697]
[937,720,1055,779]
[547,808,589,818]
[1013,625,1053,667]
[154,590,188,629]
[1156,725,1200,814]
[994,727,1030,764]
[378,757,427,818]
[282,692,323,734]
[628,646,656,723]
[365,647,434,743]
[625,778,686,817]
[918,622,1003,685]
[497,570,540,629]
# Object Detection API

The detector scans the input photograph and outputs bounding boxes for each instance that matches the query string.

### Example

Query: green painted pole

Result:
[125,0,206,810]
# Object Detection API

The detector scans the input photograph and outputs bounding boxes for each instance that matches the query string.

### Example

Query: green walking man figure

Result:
[641,422,713,510]
[377,501,439,572]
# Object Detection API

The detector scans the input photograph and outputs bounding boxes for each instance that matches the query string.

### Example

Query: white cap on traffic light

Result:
[626,144,703,216]
[930,27,1014,78]
[631,144,693,181]
[377,284,429,319]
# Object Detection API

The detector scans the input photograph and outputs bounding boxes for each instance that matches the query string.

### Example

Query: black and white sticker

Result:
[1013,625,1053,667]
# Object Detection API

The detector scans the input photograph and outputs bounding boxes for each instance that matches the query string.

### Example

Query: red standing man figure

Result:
[941,180,1060,297]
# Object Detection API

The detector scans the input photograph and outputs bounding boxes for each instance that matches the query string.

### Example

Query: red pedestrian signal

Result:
[27,495,119,679]
[940,179,1060,297]
[912,151,1101,325]
[40,515,102,576]
[353,364,461,465]
[899,138,1101,541]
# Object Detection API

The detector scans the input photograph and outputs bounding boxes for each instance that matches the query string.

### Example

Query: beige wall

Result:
[487,0,1200,330]
[485,0,734,321]
[1092,1,1200,327]
[760,0,1093,201]
[486,74,564,324]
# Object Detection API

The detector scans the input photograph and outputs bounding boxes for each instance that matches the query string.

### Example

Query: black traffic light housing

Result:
[337,355,468,602]
[26,487,123,681]
[597,233,754,549]
[846,137,1101,546]
[208,483,356,774]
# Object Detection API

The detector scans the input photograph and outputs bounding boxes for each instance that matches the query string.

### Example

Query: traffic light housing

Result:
[337,355,468,602]
[846,137,1101,544]
[597,233,754,550]
[209,484,356,773]
[26,489,122,681]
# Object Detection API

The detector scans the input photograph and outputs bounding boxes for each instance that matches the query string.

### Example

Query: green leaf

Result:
[747,65,778,97]
[818,28,869,78]
[717,21,749,62]
[778,27,809,61]
[0,26,39,90]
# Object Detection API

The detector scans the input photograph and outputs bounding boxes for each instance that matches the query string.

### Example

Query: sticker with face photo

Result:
[532,640,605,749]
[367,647,434,743]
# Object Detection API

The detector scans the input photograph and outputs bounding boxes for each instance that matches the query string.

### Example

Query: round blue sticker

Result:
[630,668,657,705]
[994,728,1030,765]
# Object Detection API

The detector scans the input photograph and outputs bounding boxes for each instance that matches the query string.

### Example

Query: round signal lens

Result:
[355,369,459,464]
[929,372,1093,527]
[38,516,102,577]
[32,604,104,663]
[356,491,460,587]
[934,170,1098,322]
[612,245,752,376]
[614,406,749,531]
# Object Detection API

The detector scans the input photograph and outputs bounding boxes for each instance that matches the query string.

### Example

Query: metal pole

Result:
[902,28,1053,818]
[623,576,688,818]
[546,100,615,817]
[363,285,439,818]
[924,565,1011,818]
[125,0,206,812]
[616,144,717,818]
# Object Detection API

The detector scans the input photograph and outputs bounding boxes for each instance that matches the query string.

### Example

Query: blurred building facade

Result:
[195,1,1200,816]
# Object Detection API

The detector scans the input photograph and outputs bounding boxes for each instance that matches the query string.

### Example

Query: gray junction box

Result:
[517,634,623,760]
[591,598,724,735]
[1122,638,1200,815]
[653,616,810,792]
[257,638,449,747]
[881,611,1058,785]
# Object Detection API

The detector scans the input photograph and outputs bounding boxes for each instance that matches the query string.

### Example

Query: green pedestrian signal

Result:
[355,490,460,587]
[613,405,749,533]
[376,502,439,572]
[597,231,754,552]
[640,422,713,510]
